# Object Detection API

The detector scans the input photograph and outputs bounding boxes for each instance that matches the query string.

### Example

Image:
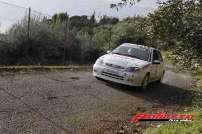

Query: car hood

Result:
[101,54,150,68]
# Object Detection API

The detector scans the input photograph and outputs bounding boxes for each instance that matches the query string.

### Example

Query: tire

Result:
[95,76,102,80]
[141,74,150,90]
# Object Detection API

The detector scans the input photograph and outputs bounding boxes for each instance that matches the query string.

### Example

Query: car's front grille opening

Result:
[105,63,125,70]
[101,71,124,80]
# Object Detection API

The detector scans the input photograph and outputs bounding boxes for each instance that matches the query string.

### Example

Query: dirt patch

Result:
[0,66,196,134]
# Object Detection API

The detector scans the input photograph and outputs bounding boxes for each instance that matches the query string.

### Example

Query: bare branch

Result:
[110,0,141,9]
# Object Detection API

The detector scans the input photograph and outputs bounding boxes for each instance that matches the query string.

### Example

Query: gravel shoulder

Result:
[0,65,197,134]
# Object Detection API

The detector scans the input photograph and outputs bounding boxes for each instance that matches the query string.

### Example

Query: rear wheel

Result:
[95,76,102,80]
[141,74,150,90]
[157,71,165,83]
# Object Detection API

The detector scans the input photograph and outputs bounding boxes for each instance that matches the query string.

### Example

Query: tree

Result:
[89,12,96,26]
[146,0,202,67]
[52,13,69,24]
[110,0,141,10]
[99,15,119,25]
[68,15,89,31]
[3,17,62,65]
[149,0,202,50]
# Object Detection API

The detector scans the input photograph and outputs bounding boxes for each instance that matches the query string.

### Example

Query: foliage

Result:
[110,0,141,10]
[148,0,202,63]
[112,18,146,47]
[0,1,201,66]
[99,15,119,25]
[0,13,145,65]
[0,18,62,65]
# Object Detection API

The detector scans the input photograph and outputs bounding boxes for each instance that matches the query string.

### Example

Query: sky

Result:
[0,0,160,32]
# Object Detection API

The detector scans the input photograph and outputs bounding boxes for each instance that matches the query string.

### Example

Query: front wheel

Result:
[141,74,150,90]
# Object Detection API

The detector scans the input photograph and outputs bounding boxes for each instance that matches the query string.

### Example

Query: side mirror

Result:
[152,60,161,64]
[107,50,111,54]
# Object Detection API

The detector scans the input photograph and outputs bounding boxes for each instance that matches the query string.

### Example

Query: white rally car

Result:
[93,43,165,89]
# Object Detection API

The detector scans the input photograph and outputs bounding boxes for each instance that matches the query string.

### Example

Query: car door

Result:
[150,49,160,81]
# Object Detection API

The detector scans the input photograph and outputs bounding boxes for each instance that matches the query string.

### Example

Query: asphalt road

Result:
[0,65,196,134]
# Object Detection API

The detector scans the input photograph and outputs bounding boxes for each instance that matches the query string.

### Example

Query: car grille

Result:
[102,71,124,80]
[105,63,125,70]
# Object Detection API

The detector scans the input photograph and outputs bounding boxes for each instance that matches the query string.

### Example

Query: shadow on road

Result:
[104,80,199,107]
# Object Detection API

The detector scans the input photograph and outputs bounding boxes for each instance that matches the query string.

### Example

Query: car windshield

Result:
[112,45,150,61]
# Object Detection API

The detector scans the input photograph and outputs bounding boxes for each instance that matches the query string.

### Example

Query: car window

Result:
[157,51,163,62]
[152,50,160,61]
[112,45,150,61]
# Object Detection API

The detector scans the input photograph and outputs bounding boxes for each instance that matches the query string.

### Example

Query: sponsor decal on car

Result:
[130,112,193,123]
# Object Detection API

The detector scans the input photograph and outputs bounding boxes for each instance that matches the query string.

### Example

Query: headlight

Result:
[96,58,104,65]
[125,67,140,72]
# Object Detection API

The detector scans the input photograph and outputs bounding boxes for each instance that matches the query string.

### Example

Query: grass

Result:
[145,111,202,134]
[145,51,202,134]
[194,68,202,91]
[192,67,202,108]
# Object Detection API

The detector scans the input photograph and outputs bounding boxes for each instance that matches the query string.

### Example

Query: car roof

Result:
[121,43,156,51]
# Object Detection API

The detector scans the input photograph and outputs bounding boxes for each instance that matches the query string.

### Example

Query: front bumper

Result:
[93,64,143,87]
